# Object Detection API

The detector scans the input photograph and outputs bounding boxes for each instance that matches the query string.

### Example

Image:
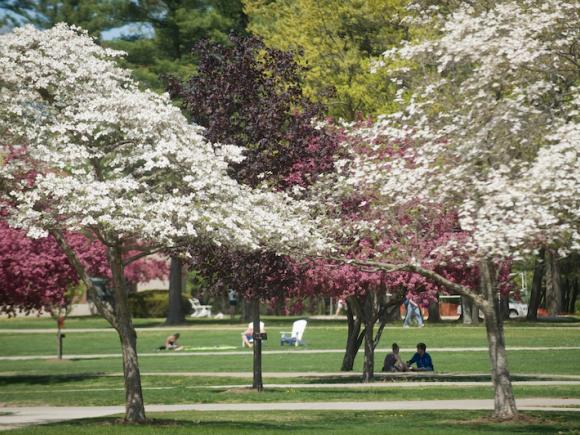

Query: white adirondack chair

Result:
[189,298,212,318]
[241,321,265,347]
[280,319,307,347]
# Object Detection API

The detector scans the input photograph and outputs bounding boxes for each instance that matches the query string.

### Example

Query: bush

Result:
[128,289,190,318]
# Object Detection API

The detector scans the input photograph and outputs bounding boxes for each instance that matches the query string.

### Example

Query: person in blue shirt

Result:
[407,342,434,371]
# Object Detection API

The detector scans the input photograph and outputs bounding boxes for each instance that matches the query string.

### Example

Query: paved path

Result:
[201,380,580,389]
[2,346,580,361]
[0,325,578,333]
[1,398,579,430]
[3,371,579,380]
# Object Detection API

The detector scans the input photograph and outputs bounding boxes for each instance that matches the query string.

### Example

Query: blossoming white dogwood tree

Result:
[323,0,579,418]
[0,24,328,422]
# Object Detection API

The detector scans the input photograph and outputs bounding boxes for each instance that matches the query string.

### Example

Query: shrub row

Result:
[128,289,190,318]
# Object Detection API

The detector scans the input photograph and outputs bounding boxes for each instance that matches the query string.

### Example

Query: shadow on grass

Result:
[0,373,106,387]
[34,416,324,433]
[536,316,580,324]
[299,373,566,384]
[18,411,580,434]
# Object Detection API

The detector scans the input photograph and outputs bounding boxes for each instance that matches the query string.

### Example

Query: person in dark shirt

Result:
[383,343,408,372]
[407,342,434,371]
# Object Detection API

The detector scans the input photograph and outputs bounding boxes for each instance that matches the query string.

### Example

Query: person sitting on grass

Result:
[242,322,266,348]
[382,343,408,372]
[406,342,434,371]
[158,333,183,351]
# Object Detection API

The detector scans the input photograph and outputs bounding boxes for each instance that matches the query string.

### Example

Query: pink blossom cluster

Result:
[0,221,168,315]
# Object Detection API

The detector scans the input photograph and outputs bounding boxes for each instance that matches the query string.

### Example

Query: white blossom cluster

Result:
[0,24,329,255]
[341,0,579,259]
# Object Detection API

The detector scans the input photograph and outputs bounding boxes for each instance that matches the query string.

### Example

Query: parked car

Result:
[507,300,528,319]
[458,299,528,319]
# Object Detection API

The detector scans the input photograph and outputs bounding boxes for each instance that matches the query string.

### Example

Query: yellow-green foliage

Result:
[244,0,409,119]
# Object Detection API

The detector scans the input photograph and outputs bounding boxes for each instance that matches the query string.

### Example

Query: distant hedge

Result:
[128,290,191,318]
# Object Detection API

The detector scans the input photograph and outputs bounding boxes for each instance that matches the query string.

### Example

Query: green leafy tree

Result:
[0,0,129,35]
[1,0,247,90]
[110,0,247,89]
[243,0,408,119]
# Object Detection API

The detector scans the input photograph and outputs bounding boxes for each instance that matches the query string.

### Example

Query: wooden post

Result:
[252,299,263,391]
[56,316,65,360]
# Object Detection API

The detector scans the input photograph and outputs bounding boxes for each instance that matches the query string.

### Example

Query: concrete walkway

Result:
[202,380,580,389]
[1,398,579,431]
[2,346,580,361]
[0,325,578,334]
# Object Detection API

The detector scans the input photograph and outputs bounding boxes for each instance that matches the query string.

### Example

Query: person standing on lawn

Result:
[403,291,424,328]
[227,289,238,319]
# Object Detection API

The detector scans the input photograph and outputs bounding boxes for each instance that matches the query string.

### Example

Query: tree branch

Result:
[123,250,157,266]
[325,255,489,308]
[50,229,118,327]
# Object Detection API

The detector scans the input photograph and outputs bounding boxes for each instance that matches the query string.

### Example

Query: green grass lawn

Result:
[0,317,579,432]
[0,316,348,330]
[0,373,579,406]
[0,322,578,357]
[7,410,580,434]
[0,319,578,380]
[0,349,579,377]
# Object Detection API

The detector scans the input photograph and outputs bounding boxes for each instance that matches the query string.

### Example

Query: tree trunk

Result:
[558,254,579,313]
[480,260,518,419]
[50,230,145,421]
[472,303,480,323]
[56,320,64,360]
[108,244,146,422]
[499,294,509,321]
[373,302,398,347]
[569,279,578,313]
[252,299,263,391]
[386,302,400,322]
[361,294,375,382]
[166,256,186,325]
[362,318,374,382]
[562,255,579,313]
[545,250,562,317]
[561,276,570,313]
[341,297,364,371]
[241,298,252,323]
[462,297,473,324]
[428,299,441,323]
[527,249,544,321]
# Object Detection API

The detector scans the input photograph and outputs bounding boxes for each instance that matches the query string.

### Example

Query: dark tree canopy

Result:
[169,35,336,188]
[170,35,337,307]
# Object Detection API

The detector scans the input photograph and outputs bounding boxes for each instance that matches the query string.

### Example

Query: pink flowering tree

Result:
[299,174,486,380]
[0,221,167,316]
[0,219,167,360]
[293,122,495,380]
